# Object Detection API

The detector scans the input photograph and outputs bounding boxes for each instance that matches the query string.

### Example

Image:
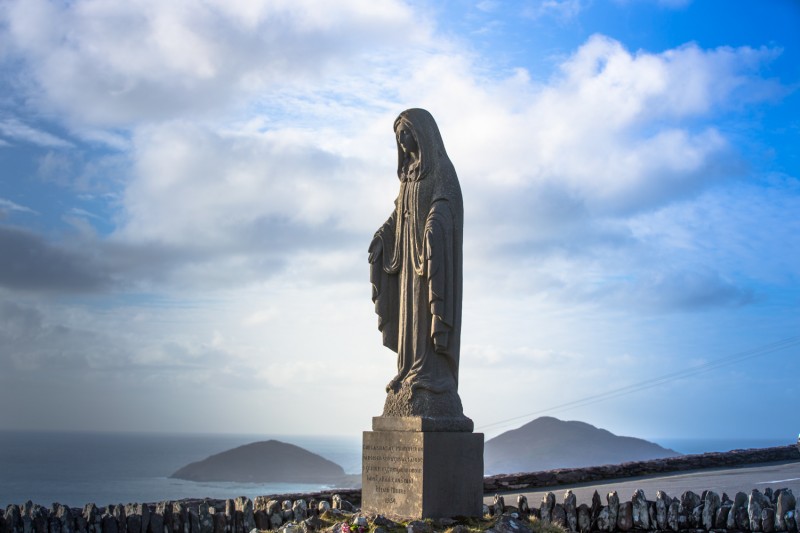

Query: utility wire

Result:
[476,335,800,432]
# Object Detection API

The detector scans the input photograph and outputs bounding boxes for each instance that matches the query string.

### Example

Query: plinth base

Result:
[361,429,484,519]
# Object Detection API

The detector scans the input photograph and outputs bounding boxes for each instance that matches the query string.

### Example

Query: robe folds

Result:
[369,108,463,396]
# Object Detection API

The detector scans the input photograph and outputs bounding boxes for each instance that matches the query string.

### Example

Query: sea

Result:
[0,431,792,508]
[0,431,362,508]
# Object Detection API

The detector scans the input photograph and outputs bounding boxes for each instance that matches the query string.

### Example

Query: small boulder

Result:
[488,515,532,533]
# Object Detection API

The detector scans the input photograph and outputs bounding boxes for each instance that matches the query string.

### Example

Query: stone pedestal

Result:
[362,419,484,519]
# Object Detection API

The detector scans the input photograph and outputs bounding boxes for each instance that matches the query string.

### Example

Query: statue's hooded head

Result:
[394,108,451,182]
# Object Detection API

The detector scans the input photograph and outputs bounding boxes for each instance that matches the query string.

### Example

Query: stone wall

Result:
[492,486,797,533]
[484,445,800,493]
[0,491,361,533]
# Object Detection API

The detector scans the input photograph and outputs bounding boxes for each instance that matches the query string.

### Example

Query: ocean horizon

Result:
[0,430,792,508]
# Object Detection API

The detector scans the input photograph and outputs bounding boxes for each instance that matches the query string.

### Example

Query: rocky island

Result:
[170,440,354,484]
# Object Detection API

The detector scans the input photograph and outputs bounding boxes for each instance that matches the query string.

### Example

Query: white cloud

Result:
[0,117,73,147]
[0,0,427,128]
[0,197,38,216]
[523,0,585,21]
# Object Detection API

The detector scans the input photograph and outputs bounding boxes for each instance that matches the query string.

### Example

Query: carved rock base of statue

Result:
[381,382,474,432]
[361,427,484,519]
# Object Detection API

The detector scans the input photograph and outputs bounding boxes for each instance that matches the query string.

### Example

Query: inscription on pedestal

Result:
[363,432,425,516]
[362,430,483,519]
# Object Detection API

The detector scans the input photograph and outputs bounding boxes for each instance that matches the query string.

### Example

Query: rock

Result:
[211,511,225,533]
[737,506,752,531]
[188,508,200,533]
[540,493,555,524]
[762,508,776,533]
[617,502,632,531]
[552,504,567,529]
[102,511,118,533]
[160,502,174,533]
[729,492,747,530]
[595,507,610,532]
[681,491,701,512]
[648,501,656,530]
[150,506,165,533]
[691,504,704,529]
[591,491,603,525]
[777,490,796,531]
[656,491,670,530]
[113,505,127,533]
[171,504,186,533]
[269,511,282,531]
[750,489,769,532]
[766,489,775,504]
[667,499,679,532]
[577,504,590,533]
[278,524,297,533]
[22,505,32,533]
[786,510,797,533]
[703,491,720,531]
[482,505,490,518]
[236,499,255,533]
[316,502,330,515]
[607,491,620,530]
[81,507,96,533]
[563,490,577,532]
[292,501,307,524]
[31,506,48,533]
[329,498,352,514]
[197,503,212,533]
[405,520,431,533]
[302,516,323,533]
[494,495,505,517]
[632,489,649,530]
[489,515,532,533]
[715,504,731,529]
[126,506,141,533]
[370,516,397,529]
[517,496,529,516]
[139,506,150,533]
[680,492,701,528]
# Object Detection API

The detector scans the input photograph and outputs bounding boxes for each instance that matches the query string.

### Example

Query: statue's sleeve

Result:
[369,210,399,353]
[425,200,455,356]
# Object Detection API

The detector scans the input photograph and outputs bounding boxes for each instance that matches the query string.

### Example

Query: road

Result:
[484,460,800,506]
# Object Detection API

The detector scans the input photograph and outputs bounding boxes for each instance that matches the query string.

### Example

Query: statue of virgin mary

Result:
[369,109,472,431]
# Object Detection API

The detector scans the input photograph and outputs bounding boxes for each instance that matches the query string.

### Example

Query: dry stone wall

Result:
[0,491,361,533]
[492,486,797,533]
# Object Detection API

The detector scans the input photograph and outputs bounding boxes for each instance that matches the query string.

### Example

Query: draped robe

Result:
[369,108,464,397]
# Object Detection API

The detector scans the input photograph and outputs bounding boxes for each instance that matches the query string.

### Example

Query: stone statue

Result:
[369,108,472,431]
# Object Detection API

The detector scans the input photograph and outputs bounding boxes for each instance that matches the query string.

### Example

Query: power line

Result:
[476,335,800,433]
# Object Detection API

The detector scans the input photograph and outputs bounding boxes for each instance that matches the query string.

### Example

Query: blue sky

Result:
[0,0,798,441]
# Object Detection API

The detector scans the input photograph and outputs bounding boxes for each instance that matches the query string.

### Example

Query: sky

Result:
[0,0,798,442]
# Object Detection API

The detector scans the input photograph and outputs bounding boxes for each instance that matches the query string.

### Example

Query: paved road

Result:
[484,460,800,506]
